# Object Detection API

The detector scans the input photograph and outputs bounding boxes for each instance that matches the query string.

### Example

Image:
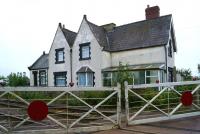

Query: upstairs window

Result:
[79,43,91,60]
[55,48,64,63]
[168,40,172,57]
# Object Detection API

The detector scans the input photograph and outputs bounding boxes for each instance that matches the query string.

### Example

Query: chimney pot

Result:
[83,14,87,20]
[59,22,62,28]
[43,51,45,55]
[145,5,160,20]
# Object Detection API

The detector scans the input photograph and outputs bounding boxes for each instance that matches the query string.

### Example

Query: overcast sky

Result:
[0,0,200,77]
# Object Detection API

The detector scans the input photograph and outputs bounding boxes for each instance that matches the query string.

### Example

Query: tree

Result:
[176,68,192,81]
[115,62,132,86]
[0,75,6,80]
[7,72,30,87]
[114,62,132,108]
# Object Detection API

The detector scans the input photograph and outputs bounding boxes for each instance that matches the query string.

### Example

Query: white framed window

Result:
[145,70,159,84]
[78,73,93,87]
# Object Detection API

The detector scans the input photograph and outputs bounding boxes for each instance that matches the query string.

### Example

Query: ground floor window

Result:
[39,70,47,86]
[78,72,94,87]
[54,72,67,86]
[103,72,112,87]
[145,70,159,84]
[102,70,165,86]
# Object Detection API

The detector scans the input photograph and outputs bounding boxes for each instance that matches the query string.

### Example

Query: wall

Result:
[111,46,166,66]
[72,18,103,87]
[48,26,71,86]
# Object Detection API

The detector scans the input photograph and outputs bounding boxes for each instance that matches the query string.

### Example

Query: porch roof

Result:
[77,66,94,73]
[102,63,165,72]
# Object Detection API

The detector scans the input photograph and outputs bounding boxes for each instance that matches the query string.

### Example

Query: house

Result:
[28,5,177,87]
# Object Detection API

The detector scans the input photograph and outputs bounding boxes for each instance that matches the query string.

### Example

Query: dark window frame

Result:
[55,48,65,64]
[54,71,67,87]
[39,70,47,86]
[79,42,91,61]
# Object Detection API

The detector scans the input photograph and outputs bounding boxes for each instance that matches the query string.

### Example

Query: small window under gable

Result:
[79,43,91,60]
[55,48,65,63]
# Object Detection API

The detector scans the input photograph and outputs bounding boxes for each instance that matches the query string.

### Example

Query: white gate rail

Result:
[0,85,121,133]
[125,81,200,125]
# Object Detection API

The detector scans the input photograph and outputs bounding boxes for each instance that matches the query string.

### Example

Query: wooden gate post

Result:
[117,83,121,128]
[124,81,129,126]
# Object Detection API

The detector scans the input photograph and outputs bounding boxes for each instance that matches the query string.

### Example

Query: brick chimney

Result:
[145,5,160,20]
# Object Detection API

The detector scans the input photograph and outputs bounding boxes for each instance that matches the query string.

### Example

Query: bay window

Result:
[78,72,93,87]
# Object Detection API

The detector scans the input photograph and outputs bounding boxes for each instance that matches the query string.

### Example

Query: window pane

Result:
[133,71,145,85]
[55,74,66,86]
[78,73,86,86]
[82,46,89,58]
[87,73,93,86]
[103,72,112,87]
[40,72,46,86]
[58,51,64,61]
[146,70,158,77]
[146,77,158,84]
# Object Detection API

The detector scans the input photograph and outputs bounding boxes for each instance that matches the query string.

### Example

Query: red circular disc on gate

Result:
[27,100,48,121]
[180,91,193,106]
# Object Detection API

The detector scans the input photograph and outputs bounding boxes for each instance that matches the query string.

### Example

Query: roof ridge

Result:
[115,14,172,29]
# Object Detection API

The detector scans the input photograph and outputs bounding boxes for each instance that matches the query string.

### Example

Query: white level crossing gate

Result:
[0,86,121,133]
[125,81,200,125]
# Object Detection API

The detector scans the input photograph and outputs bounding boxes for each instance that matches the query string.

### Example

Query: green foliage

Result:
[176,68,192,81]
[0,75,6,80]
[114,62,132,86]
[7,72,29,87]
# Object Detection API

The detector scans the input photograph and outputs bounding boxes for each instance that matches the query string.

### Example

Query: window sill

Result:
[55,61,65,64]
[79,57,91,61]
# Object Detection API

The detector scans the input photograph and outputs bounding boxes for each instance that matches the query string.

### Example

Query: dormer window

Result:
[79,43,91,60]
[55,48,64,63]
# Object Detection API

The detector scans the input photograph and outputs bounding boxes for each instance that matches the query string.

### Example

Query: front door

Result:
[33,71,38,86]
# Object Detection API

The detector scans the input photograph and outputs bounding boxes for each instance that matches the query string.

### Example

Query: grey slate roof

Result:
[62,28,77,47]
[102,63,165,72]
[84,15,173,52]
[28,54,49,70]
[107,15,172,52]
[77,66,94,73]
[87,20,108,48]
